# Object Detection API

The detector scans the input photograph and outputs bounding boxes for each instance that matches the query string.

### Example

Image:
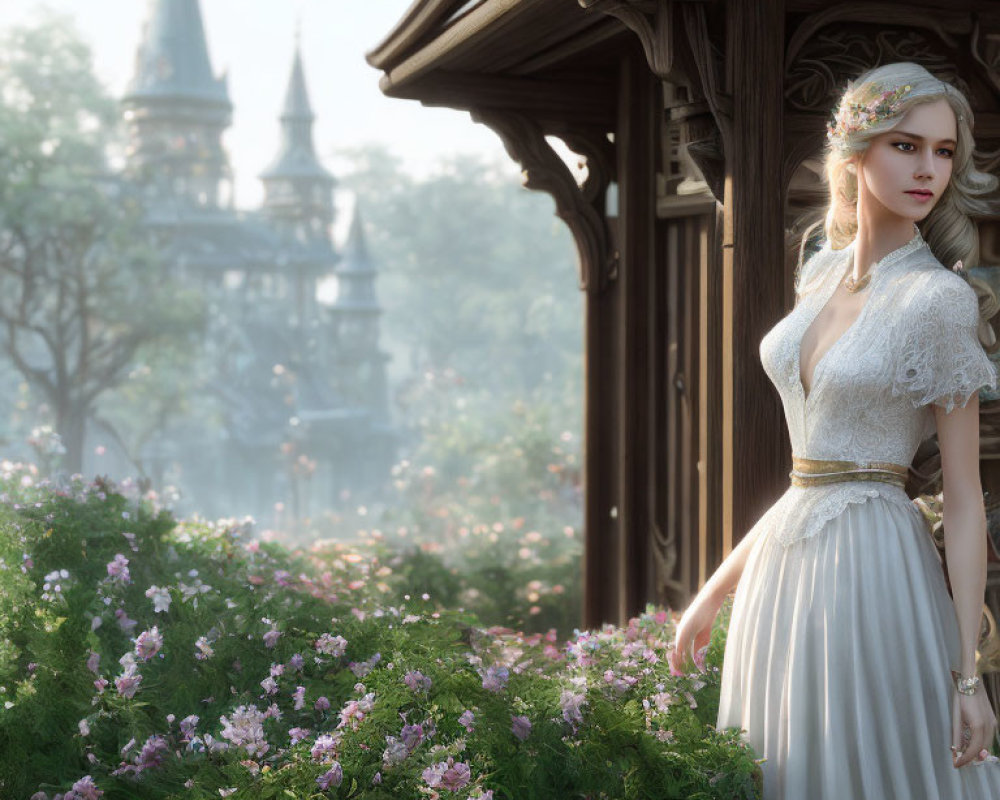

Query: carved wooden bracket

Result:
[470,109,617,294]
[579,0,678,81]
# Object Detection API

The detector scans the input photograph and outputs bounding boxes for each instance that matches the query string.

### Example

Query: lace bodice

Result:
[756,225,998,546]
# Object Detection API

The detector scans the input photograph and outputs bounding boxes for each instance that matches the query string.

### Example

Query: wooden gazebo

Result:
[367,1,1000,653]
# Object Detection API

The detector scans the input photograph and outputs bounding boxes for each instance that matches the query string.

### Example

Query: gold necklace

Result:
[843,271,871,293]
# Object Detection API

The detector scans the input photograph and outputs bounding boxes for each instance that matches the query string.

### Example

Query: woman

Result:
[669,62,1000,797]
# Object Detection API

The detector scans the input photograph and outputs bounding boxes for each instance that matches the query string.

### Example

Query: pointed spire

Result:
[341,208,372,272]
[261,40,333,182]
[332,205,379,311]
[125,0,230,107]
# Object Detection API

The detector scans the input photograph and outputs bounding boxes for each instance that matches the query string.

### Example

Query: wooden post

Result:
[722,0,788,553]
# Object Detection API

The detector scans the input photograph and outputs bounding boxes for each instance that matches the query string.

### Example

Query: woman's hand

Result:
[951,683,999,768]
[668,590,725,676]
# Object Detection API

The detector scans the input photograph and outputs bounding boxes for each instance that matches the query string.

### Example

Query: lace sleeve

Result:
[890,271,998,413]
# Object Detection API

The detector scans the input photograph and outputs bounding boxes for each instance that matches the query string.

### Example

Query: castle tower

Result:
[122,0,234,209]
[260,39,336,246]
[329,206,390,420]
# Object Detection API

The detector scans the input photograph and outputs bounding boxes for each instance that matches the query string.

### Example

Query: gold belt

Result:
[790,456,909,488]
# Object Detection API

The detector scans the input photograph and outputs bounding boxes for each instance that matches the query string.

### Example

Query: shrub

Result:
[0,464,762,799]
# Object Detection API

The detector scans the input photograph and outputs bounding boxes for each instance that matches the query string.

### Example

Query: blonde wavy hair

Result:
[823,61,999,269]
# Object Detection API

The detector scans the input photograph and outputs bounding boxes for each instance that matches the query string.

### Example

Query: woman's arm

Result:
[934,393,999,767]
[698,518,766,605]
[934,394,988,678]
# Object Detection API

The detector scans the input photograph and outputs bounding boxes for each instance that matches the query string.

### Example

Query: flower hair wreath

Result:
[826,80,965,151]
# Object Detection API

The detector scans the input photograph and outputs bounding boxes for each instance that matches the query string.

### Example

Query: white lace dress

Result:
[716,225,1000,798]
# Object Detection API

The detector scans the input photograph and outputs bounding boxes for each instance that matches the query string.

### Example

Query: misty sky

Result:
[0,1,519,209]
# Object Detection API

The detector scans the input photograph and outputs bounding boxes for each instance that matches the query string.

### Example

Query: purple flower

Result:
[316,763,343,790]
[423,757,471,791]
[511,714,532,741]
[400,723,424,752]
[180,715,199,738]
[288,726,311,745]
[292,686,306,710]
[94,678,108,694]
[134,627,163,661]
[67,775,103,800]
[560,689,586,727]
[403,670,432,692]
[315,696,330,711]
[480,665,509,693]
[106,554,130,584]
[310,732,342,762]
[260,676,278,696]
[263,629,281,649]
[458,709,475,733]
[288,653,305,671]
[136,735,169,770]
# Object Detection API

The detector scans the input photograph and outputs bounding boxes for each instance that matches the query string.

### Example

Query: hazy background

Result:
[0,0,520,212]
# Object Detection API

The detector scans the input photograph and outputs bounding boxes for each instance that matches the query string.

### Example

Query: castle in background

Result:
[98,0,397,529]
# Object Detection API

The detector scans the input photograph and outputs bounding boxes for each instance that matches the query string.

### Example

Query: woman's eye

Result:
[892,141,954,157]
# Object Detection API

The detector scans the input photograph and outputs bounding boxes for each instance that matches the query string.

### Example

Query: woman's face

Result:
[853,97,957,223]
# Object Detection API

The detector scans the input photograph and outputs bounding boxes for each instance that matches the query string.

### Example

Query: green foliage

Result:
[0,470,761,800]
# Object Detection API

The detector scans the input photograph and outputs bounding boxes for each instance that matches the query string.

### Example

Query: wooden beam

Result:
[723,0,788,553]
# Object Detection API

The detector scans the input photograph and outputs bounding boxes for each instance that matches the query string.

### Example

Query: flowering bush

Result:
[0,463,762,799]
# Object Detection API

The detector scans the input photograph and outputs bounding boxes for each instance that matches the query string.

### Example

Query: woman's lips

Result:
[905,190,933,202]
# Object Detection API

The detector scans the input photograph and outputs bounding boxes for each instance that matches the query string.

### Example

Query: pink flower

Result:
[310,733,342,762]
[315,696,330,711]
[314,634,347,657]
[134,627,163,661]
[106,554,130,584]
[115,608,137,632]
[263,629,281,648]
[693,645,708,673]
[403,670,432,692]
[115,668,142,699]
[86,651,100,675]
[292,686,306,711]
[458,710,475,733]
[511,715,531,741]
[94,678,108,694]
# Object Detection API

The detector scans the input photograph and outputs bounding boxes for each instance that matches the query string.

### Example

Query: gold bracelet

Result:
[951,669,982,695]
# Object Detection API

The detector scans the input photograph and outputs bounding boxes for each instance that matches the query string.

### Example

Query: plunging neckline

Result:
[795,224,925,404]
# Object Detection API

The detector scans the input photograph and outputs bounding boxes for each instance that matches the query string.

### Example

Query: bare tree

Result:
[0,13,205,475]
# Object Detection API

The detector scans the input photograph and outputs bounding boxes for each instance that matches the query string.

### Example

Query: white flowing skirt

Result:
[717,495,1000,799]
